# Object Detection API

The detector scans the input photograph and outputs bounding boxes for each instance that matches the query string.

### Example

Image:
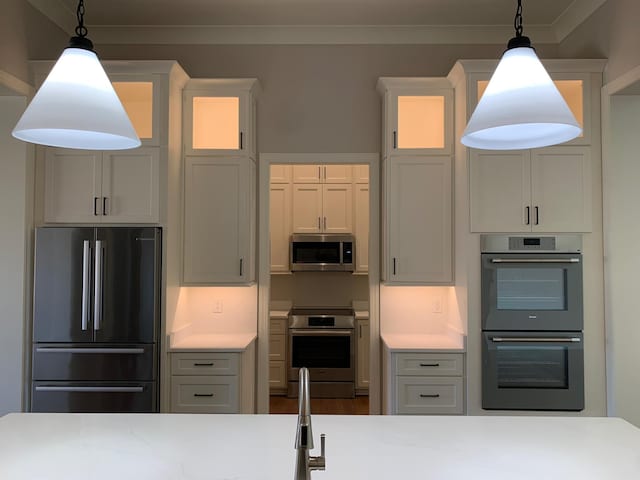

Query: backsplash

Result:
[271,272,369,307]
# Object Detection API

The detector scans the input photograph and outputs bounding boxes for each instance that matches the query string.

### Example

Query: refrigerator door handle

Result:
[81,240,91,331]
[35,347,145,354]
[94,240,103,331]
[34,386,145,393]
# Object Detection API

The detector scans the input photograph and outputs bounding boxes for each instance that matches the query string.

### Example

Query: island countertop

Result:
[1,413,639,479]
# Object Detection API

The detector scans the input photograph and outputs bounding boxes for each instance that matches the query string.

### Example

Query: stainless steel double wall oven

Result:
[481,235,584,411]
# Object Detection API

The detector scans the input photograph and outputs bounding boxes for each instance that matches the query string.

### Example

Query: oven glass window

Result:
[292,242,340,264]
[291,335,350,368]
[496,345,568,389]
[497,267,566,310]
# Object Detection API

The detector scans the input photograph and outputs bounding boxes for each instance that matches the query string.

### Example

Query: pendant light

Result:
[461,0,581,150]
[12,0,140,150]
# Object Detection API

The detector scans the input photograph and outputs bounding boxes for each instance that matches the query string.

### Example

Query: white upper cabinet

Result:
[44,147,160,224]
[270,181,292,273]
[183,157,255,284]
[354,183,369,274]
[292,183,353,234]
[111,77,159,146]
[377,78,454,157]
[270,164,292,184]
[469,146,592,233]
[183,79,259,158]
[292,165,353,183]
[383,155,452,284]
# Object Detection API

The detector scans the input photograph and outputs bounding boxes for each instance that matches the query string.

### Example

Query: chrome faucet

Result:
[294,367,326,480]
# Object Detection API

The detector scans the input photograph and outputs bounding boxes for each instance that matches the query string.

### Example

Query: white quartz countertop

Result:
[169,332,256,352]
[382,331,466,351]
[1,413,639,479]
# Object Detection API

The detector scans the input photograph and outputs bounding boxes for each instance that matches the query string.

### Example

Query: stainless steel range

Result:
[287,307,355,398]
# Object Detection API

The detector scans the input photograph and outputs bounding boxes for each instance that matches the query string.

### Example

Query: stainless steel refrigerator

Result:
[30,227,161,413]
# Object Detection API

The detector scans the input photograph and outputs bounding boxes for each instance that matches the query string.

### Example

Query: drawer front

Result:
[270,318,287,335]
[170,375,239,413]
[269,361,286,389]
[171,352,239,376]
[269,334,286,361]
[395,353,463,376]
[396,376,463,415]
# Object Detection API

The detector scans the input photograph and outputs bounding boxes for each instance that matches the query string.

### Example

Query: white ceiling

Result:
[28,0,608,45]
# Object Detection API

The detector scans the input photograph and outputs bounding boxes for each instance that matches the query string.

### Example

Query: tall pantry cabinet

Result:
[377,78,454,285]
[181,79,259,285]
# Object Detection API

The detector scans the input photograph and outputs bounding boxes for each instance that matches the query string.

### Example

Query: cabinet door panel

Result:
[183,157,252,284]
[44,149,101,223]
[102,148,160,223]
[354,184,369,273]
[270,183,292,272]
[292,184,322,233]
[357,319,370,389]
[387,156,452,284]
[323,184,353,233]
[269,164,292,183]
[469,150,531,233]
[324,165,353,183]
[531,146,592,232]
[292,165,322,183]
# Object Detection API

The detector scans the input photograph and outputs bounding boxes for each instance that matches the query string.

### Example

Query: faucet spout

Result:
[294,367,326,480]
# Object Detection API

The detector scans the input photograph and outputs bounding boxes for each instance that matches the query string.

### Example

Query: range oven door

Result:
[481,252,583,331]
[288,329,355,383]
[482,332,584,411]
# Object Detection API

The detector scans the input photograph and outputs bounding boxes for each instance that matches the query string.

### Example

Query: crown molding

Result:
[552,0,608,42]
[27,0,606,46]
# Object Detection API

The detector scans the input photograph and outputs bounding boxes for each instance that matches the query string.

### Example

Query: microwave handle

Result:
[491,337,581,343]
[491,258,580,264]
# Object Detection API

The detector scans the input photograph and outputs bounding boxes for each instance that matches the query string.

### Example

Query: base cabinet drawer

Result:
[269,335,286,361]
[170,375,239,413]
[395,353,463,376]
[396,376,463,415]
[171,352,239,376]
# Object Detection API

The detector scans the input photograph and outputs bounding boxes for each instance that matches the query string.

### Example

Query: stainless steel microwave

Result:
[290,234,355,272]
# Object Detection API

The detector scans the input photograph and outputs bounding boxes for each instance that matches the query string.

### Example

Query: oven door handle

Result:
[491,337,582,343]
[490,258,580,264]
[290,329,353,336]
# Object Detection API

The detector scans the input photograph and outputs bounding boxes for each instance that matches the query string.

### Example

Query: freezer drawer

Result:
[32,344,157,381]
[31,381,157,413]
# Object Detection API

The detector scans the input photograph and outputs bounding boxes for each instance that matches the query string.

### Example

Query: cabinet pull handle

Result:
[525,206,530,225]
[239,131,243,150]
[318,217,321,230]
[93,197,100,216]
[193,393,214,397]
[419,363,440,367]
[318,166,321,180]
[393,257,397,275]
[359,325,362,338]
[534,206,539,225]
[323,165,327,180]
[324,217,327,230]
[102,197,108,216]
[420,394,441,398]
[239,258,244,276]
[393,131,397,149]
[193,362,214,366]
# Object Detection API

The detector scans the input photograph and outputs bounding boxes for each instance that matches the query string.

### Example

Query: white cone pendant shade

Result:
[12,47,140,150]
[461,46,582,150]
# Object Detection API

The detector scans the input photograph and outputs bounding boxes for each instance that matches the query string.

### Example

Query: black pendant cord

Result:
[514,0,523,38]
[68,0,94,51]
[75,0,88,38]
[507,0,531,50]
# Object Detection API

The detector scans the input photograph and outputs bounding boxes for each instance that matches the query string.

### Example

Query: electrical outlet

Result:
[213,300,223,313]
[432,297,442,313]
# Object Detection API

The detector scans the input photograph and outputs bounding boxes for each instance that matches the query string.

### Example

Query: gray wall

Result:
[560,0,640,84]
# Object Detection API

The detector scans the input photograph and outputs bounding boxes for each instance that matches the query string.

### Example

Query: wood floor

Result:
[270,395,369,415]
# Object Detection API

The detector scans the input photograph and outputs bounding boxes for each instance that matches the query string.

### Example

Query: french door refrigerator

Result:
[30,227,161,413]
